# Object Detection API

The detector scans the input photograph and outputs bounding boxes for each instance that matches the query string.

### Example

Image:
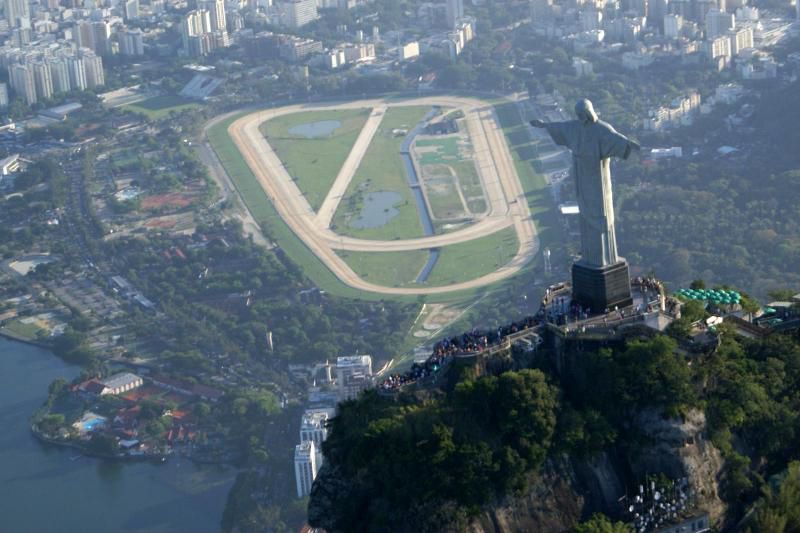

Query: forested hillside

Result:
[616,79,800,297]
[309,325,800,532]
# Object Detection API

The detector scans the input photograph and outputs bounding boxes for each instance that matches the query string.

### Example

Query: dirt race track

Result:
[225,96,539,295]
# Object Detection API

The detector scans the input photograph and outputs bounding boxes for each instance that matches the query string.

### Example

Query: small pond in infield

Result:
[349,191,402,229]
[288,120,342,138]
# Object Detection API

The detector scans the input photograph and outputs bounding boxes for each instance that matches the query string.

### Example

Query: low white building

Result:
[100,372,143,395]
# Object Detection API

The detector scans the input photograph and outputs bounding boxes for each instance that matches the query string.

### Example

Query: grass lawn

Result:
[416,137,460,164]
[424,226,519,286]
[260,109,371,211]
[1,319,43,340]
[426,178,466,219]
[336,249,430,287]
[332,106,431,240]
[125,95,200,120]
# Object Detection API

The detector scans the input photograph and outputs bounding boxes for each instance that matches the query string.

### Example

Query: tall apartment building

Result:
[706,34,731,59]
[9,63,36,105]
[5,0,30,28]
[92,21,112,55]
[124,0,139,20]
[294,441,318,498]
[336,355,372,402]
[300,408,334,449]
[446,0,464,29]
[0,83,8,108]
[82,51,104,88]
[286,0,318,28]
[181,8,230,56]
[49,57,71,93]
[32,62,53,100]
[119,28,144,56]
[67,55,88,90]
[198,0,226,32]
[706,9,734,38]
[728,26,753,55]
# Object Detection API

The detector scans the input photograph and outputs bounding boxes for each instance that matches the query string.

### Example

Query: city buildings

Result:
[336,354,372,402]
[182,8,231,57]
[294,440,319,498]
[5,0,30,29]
[119,29,145,56]
[285,0,319,28]
[445,0,464,29]
[706,9,735,38]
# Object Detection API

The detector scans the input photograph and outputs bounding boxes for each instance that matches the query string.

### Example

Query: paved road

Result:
[224,96,539,295]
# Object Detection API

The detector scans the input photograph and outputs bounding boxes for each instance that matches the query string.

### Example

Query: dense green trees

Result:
[317,369,558,531]
[748,462,800,532]
[104,226,415,366]
[315,327,800,529]
[574,513,633,533]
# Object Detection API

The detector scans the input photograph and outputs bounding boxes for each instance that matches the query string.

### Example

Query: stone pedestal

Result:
[571,260,633,313]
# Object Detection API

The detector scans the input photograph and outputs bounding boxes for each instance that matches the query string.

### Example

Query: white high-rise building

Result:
[9,63,36,105]
[32,62,53,100]
[5,0,30,28]
[0,83,8,108]
[294,441,318,498]
[728,26,752,54]
[336,355,372,402]
[181,9,213,54]
[67,56,88,90]
[82,51,104,88]
[199,0,226,32]
[446,0,464,28]
[300,408,334,449]
[286,0,318,28]
[49,58,72,93]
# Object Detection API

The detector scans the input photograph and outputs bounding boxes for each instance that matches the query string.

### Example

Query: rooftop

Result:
[336,355,372,368]
[102,372,142,389]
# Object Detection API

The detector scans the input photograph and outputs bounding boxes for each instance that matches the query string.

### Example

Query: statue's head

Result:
[575,99,598,124]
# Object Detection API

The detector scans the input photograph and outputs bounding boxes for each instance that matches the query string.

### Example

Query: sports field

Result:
[125,95,200,120]
[205,96,552,298]
[260,109,371,211]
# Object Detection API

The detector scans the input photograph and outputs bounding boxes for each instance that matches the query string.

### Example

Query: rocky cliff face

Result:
[465,409,726,532]
[630,408,726,523]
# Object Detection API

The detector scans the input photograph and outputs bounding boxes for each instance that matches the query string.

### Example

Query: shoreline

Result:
[0,328,52,349]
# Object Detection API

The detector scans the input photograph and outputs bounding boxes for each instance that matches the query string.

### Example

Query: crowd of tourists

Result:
[378,316,540,392]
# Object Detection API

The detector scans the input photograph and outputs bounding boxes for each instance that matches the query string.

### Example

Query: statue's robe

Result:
[544,119,636,268]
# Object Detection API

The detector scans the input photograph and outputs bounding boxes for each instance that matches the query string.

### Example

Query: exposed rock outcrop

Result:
[630,408,726,523]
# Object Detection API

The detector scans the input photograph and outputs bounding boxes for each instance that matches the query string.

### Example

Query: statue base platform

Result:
[571,260,633,313]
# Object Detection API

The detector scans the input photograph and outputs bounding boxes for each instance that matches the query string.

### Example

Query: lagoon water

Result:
[0,337,234,533]
[350,191,402,229]
[288,120,341,138]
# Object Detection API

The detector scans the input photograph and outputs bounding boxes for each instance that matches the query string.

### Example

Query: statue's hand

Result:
[529,119,546,128]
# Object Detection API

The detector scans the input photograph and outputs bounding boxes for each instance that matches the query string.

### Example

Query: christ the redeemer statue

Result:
[531,99,639,311]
